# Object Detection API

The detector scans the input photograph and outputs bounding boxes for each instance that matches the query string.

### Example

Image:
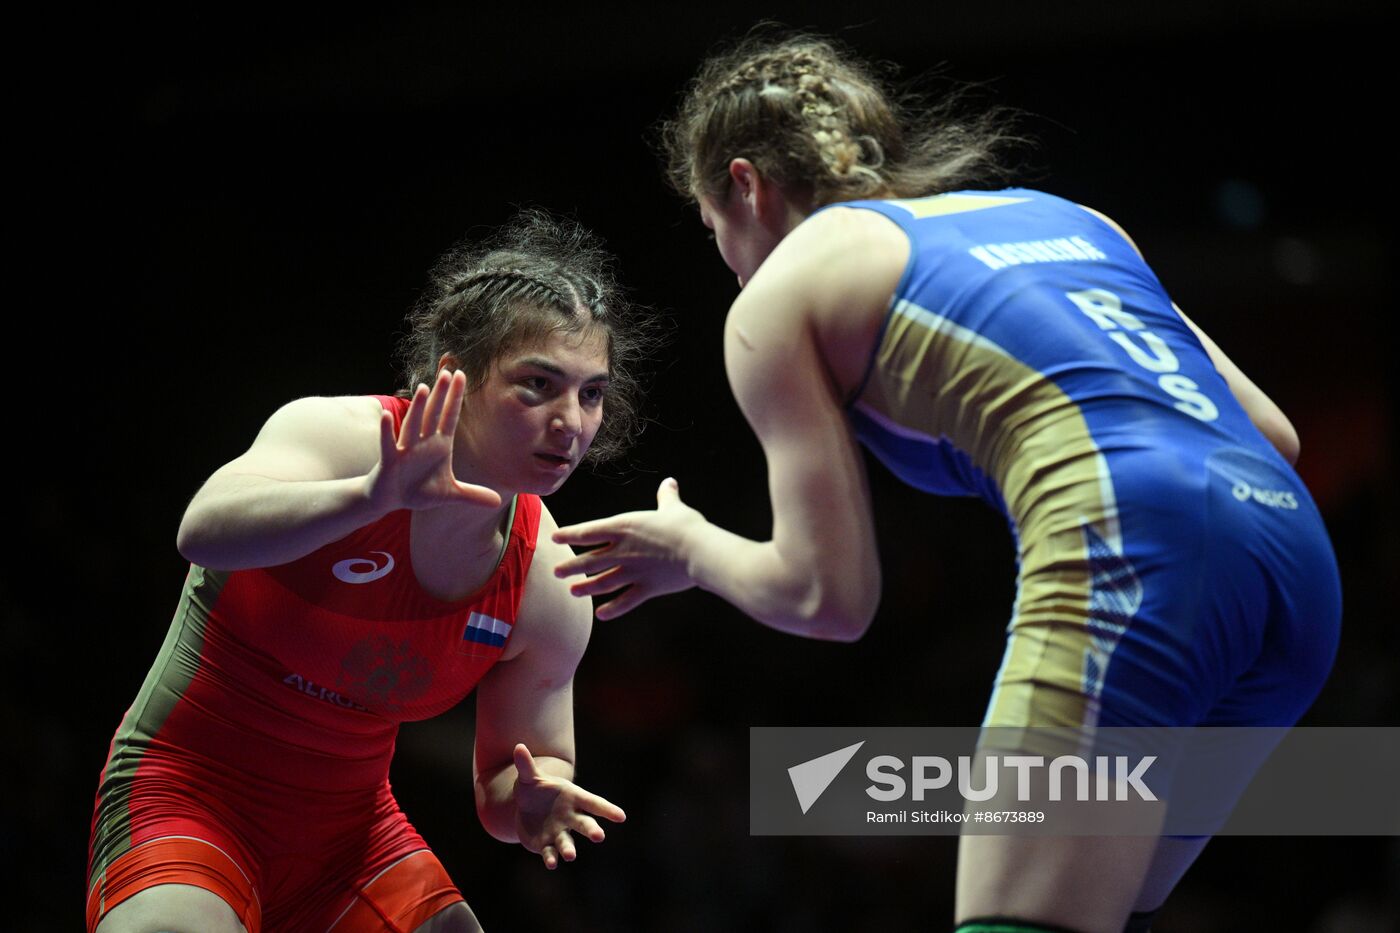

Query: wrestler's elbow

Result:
[814,609,876,643]
[175,507,215,566]
[473,779,520,844]
[1264,413,1301,466]
[475,810,518,845]
[799,574,879,643]
[1234,383,1300,465]
[176,497,243,567]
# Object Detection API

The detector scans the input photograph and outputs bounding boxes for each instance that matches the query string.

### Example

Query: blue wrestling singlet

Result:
[834,189,1340,735]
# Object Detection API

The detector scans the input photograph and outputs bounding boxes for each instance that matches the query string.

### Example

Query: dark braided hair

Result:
[398,209,654,464]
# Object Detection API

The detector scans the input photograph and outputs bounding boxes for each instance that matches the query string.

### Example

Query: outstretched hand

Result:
[512,744,626,870]
[366,370,501,513]
[552,478,706,620]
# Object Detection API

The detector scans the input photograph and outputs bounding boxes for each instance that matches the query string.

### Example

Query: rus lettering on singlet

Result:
[1065,287,1220,423]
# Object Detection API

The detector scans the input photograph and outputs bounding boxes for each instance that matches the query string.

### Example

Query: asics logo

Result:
[332,551,396,583]
[1231,482,1299,510]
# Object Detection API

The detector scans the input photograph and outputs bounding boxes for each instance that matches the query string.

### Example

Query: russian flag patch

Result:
[463,612,513,650]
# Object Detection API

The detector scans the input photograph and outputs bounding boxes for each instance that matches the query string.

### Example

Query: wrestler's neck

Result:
[432,445,519,547]
[412,491,513,546]
[408,490,516,589]
[407,496,515,603]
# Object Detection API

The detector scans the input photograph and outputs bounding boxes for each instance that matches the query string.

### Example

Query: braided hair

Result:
[397,210,653,464]
[663,31,1018,207]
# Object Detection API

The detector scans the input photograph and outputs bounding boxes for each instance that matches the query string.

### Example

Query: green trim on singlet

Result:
[954,920,1089,933]
[88,565,227,888]
[493,495,519,572]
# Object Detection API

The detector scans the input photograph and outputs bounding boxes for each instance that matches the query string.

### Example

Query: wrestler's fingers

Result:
[568,566,631,598]
[513,743,542,783]
[450,479,502,509]
[572,787,627,824]
[552,521,625,548]
[438,370,467,436]
[421,370,452,438]
[554,546,624,578]
[656,477,681,506]
[402,383,430,443]
[570,813,607,843]
[378,410,397,462]
[595,586,653,621]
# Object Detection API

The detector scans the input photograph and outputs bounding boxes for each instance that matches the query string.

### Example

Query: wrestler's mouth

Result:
[535,452,573,470]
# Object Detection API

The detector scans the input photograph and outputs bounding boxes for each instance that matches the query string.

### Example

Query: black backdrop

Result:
[10,2,1396,930]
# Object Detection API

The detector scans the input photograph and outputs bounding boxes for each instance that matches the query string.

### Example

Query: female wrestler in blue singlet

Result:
[551,33,1341,933]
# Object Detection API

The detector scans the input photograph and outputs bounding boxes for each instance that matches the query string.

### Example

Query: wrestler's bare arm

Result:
[473,506,625,869]
[555,211,890,640]
[176,371,499,570]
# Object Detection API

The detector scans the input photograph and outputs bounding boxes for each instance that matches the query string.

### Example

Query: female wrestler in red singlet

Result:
[87,211,648,933]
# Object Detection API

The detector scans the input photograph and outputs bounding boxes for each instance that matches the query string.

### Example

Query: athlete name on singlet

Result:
[283,672,369,711]
[969,235,1108,270]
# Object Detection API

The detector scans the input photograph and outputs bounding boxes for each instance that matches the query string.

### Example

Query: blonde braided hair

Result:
[663,31,1018,207]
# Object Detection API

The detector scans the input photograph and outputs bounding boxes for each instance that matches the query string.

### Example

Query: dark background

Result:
[8,1,1395,930]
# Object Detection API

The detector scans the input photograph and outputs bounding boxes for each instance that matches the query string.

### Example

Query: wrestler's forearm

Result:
[685,520,873,642]
[176,472,386,571]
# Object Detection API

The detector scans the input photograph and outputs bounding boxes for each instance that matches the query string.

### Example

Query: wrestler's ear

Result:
[728,158,763,219]
[435,352,461,376]
[731,158,797,229]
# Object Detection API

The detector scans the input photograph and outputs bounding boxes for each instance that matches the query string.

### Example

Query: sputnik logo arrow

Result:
[788,741,866,814]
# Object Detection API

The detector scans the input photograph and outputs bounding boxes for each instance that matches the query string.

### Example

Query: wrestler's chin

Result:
[523,455,580,497]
